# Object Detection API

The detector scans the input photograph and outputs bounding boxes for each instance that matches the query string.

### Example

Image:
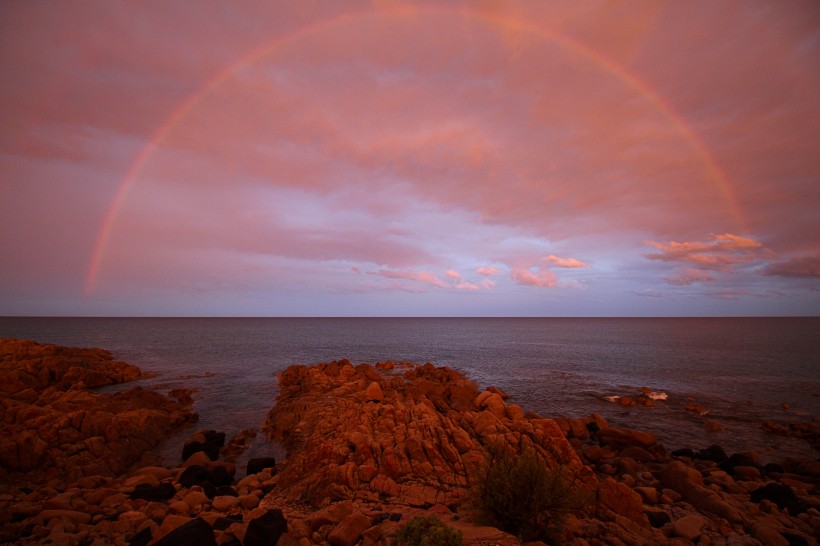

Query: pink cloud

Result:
[510,267,558,287]
[477,266,501,276]
[456,282,480,291]
[444,269,462,279]
[543,254,587,268]
[644,233,765,268]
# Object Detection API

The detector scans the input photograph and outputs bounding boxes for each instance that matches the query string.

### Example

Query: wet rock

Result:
[695,444,728,463]
[719,452,761,474]
[244,508,287,546]
[221,429,257,461]
[597,427,657,449]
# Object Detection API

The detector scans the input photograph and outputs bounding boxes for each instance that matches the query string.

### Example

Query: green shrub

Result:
[472,444,589,542]
[396,515,462,546]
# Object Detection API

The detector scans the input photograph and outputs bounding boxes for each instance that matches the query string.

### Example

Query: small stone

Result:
[212,495,239,512]
[169,500,191,515]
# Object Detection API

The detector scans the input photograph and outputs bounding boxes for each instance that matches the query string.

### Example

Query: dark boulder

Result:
[179,465,210,488]
[207,465,233,487]
[129,482,176,501]
[695,444,728,463]
[750,483,805,515]
[181,430,225,461]
[152,518,216,546]
[244,509,287,546]
[178,465,216,498]
[671,448,695,459]
[719,452,761,474]
[247,457,277,475]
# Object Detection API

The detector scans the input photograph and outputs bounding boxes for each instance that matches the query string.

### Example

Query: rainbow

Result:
[84,5,747,295]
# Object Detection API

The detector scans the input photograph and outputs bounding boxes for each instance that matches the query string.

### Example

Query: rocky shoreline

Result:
[0,339,817,545]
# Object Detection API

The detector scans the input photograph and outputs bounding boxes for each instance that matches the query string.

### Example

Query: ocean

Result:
[1,317,818,465]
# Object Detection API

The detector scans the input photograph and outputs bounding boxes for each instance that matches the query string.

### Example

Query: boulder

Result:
[750,483,805,515]
[244,508,288,546]
[128,482,176,501]
[597,427,657,449]
[247,457,276,475]
[328,513,372,546]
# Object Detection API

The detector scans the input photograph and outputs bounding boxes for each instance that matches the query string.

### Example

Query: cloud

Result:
[477,266,501,276]
[543,254,587,268]
[665,268,716,286]
[762,254,820,278]
[444,269,462,279]
[376,269,450,289]
[644,233,765,268]
[510,267,558,287]
[456,282,480,291]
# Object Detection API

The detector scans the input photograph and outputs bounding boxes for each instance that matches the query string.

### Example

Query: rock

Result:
[127,526,153,546]
[328,513,372,546]
[244,508,288,546]
[750,483,805,515]
[153,517,216,546]
[221,429,257,461]
[596,477,645,523]
[169,500,191,514]
[212,495,239,512]
[719,452,761,474]
[0,338,195,485]
[597,427,657,449]
[182,430,225,461]
[246,457,276,475]
[672,514,708,542]
[753,524,790,546]
[695,444,728,463]
[363,382,384,402]
[659,460,704,496]
[38,509,92,524]
[644,506,671,528]
[183,490,210,510]
[129,482,176,501]
[671,448,696,459]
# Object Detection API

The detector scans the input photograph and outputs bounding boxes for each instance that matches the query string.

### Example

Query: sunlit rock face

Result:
[0,338,196,485]
[263,359,596,508]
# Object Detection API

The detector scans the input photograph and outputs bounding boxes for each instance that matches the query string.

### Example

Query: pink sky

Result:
[1,1,818,316]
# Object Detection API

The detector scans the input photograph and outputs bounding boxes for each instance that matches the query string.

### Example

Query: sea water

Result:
[1,317,818,463]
